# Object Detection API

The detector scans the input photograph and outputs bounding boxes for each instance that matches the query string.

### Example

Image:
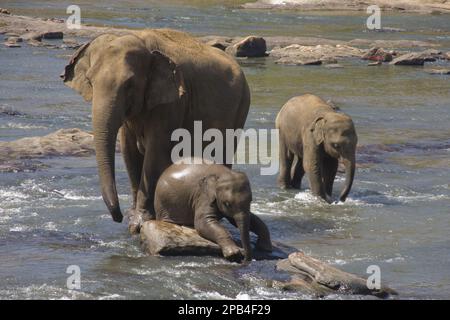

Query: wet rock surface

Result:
[362,47,394,62]
[140,220,288,260]
[274,252,398,298]
[426,68,450,75]
[270,44,364,65]
[0,128,96,163]
[225,36,268,57]
[390,49,446,65]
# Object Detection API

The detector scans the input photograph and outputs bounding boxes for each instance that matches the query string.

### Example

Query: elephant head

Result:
[61,34,185,222]
[202,172,253,261]
[311,112,357,202]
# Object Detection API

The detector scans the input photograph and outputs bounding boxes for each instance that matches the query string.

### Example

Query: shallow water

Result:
[1,1,450,299]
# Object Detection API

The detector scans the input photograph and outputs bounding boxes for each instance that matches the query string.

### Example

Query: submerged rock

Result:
[426,68,450,75]
[3,41,20,48]
[275,252,398,298]
[226,36,268,58]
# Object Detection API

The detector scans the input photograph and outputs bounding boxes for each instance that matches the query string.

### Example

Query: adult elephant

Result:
[275,94,357,203]
[62,30,250,233]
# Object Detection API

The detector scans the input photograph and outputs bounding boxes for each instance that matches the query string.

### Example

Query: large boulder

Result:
[362,47,393,62]
[274,252,398,298]
[0,128,96,163]
[226,36,268,58]
[270,44,363,66]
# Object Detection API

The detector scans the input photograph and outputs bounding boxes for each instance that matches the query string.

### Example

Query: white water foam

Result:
[0,122,47,130]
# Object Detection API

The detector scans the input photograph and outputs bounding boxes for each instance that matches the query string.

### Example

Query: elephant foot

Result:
[277,181,291,190]
[222,245,244,263]
[256,238,273,252]
[126,208,155,235]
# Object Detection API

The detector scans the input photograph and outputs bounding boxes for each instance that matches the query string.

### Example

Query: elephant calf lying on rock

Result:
[276,94,357,203]
[152,162,273,262]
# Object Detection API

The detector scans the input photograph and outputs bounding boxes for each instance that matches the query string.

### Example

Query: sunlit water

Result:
[1,1,450,299]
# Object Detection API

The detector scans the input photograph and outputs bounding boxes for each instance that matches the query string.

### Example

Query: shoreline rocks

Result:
[242,0,450,14]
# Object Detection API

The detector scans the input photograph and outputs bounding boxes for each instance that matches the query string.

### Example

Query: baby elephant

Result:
[154,162,273,262]
[276,94,357,203]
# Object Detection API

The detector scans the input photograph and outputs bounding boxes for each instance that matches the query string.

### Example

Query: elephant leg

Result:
[119,124,143,209]
[226,214,272,252]
[277,137,294,189]
[323,156,338,197]
[303,146,332,203]
[290,155,305,190]
[129,152,171,234]
[197,219,243,262]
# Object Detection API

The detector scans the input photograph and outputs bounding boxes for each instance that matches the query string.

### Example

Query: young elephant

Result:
[275,94,357,203]
[154,162,272,262]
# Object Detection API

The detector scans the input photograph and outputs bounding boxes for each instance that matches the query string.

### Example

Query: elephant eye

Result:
[224,201,231,208]
[333,143,340,149]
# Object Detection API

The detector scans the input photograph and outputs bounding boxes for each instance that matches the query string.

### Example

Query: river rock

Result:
[275,252,398,298]
[3,41,20,48]
[140,220,288,260]
[42,31,63,39]
[226,36,268,57]
[426,68,450,75]
[270,44,364,66]
[20,30,63,42]
[5,36,22,43]
[362,47,393,62]
[389,49,444,65]
[206,38,232,51]
[324,63,344,69]
[140,220,222,256]
[0,128,97,163]
[0,8,11,15]
[20,32,43,41]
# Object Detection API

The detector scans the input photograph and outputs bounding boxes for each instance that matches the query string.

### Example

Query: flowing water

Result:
[1,1,450,299]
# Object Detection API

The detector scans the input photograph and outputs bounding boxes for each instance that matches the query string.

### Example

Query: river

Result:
[0,0,450,299]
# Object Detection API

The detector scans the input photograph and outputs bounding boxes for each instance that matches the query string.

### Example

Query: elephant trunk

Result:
[92,95,124,223]
[235,212,252,262]
[339,155,355,202]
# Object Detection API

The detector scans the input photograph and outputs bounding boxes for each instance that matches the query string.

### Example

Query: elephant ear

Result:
[61,42,93,101]
[146,51,186,109]
[61,34,119,102]
[310,116,326,145]
[198,174,218,206]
